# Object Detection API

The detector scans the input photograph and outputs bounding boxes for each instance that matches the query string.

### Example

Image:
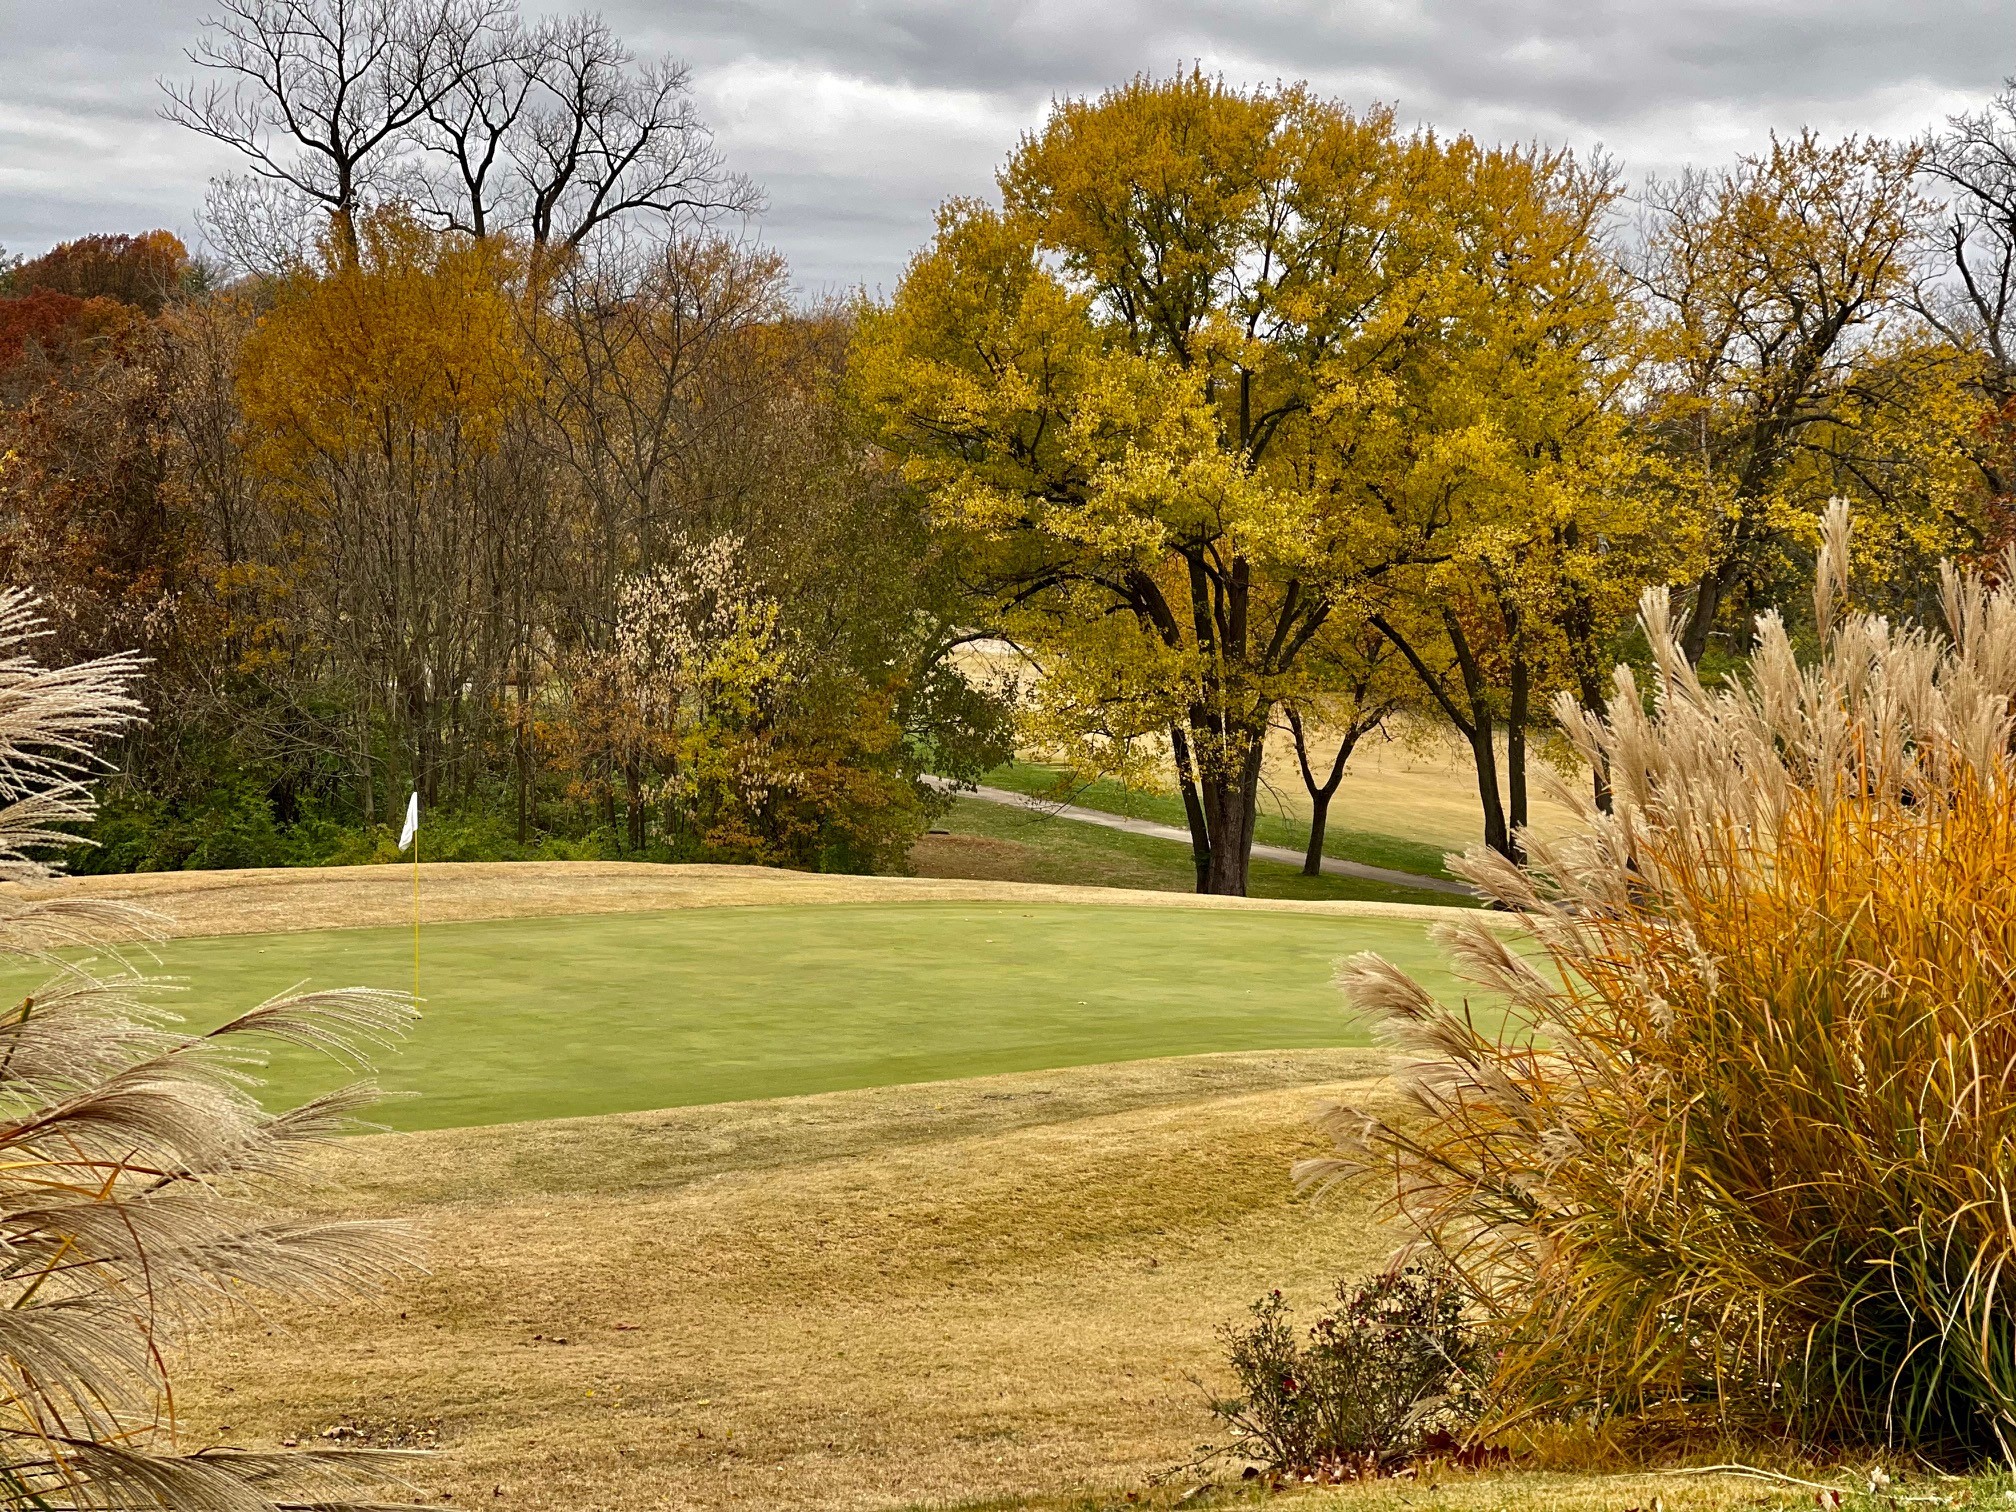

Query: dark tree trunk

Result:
[1304,789,1332,877]
[356,704,376,826]
[1681,550,1748,665]
[513,659,532,846]
[1195,723,1266,896]
[1370,608,1516,858]
[1565,648,1614,815]
[1464,711,1510,862]
[1169,717,1269,896]
[1680,572,1718,664]
[1170,723,1212,893]
[1441,612,1516,863]
[624,756,645,852]
[1557,522,1615,815]
[1285,703,1361,878]
[1369,610,1516,864]
[1120,554,1321,897]
[1506,648,1530,860]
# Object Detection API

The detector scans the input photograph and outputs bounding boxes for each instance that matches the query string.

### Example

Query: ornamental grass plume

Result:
[0,591,420,1509]
[1301,503,2016,1459]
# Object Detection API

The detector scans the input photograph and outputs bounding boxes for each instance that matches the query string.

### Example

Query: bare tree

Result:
[511,14,759,251]
[410,8,541,239]
[1925,89,2016,377]
[162,0,502,264]
[530,232,788,637]
[169,2,758,269]
[1922,85,2016,504]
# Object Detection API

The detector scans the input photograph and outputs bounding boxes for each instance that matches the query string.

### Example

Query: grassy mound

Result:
[168,1053,1859,1512]
[914,795,1466,904]
[171,1052,1397,1509]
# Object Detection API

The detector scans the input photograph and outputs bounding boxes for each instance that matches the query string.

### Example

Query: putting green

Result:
[19,902,1474,1130]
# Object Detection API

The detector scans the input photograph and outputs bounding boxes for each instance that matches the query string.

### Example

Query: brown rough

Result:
[8,861,1485,941]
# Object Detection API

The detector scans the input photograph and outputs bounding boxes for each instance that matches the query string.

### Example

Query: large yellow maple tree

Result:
[854,73,1652,881]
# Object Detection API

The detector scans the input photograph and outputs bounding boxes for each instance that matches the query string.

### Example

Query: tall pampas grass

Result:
[0,591,420,1509]
[1301,504,2016,1459]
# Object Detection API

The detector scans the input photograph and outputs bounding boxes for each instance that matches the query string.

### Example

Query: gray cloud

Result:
[0,0,2009,295]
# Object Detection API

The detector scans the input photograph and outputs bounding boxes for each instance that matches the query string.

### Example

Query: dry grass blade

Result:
[1311,502,2016,1460]
[0,597,423,1510]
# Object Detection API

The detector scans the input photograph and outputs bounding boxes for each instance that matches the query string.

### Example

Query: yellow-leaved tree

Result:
[856,75,1439,892]
[854,72,1657,879]
[236,207,535,816]
[1336,140,1659,855]
[1632,132,1957,663]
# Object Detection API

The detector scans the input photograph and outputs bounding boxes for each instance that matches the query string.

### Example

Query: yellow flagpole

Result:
[411,794,420,1003]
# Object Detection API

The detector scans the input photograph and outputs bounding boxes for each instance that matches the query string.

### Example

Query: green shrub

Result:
[1211,1269,1480,1475]
[84,779,290,871]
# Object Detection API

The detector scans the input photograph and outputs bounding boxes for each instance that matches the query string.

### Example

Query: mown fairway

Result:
[63,901,1474,1129]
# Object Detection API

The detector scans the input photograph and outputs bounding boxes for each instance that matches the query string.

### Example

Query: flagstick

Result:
[411,807,420,1004]
[401,781,421,1002]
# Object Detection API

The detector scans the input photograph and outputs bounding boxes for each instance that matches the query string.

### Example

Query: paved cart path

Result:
[928,778,1472,897]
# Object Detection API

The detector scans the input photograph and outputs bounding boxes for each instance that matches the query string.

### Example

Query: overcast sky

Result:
[1,0,2011,296]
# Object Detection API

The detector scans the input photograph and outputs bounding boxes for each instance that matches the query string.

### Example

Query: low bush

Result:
[1302,506,2016,1459]
[1211,1268,1480,1475]
[85,792,729,871]
[85,777,291,871]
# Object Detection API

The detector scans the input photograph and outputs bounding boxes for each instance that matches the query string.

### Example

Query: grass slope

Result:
[174,1053,1834,1512]
[975,764,1459,880]
[56,901,1468,1130]
[175,1051,1398,1511]
[914,797,1469,906]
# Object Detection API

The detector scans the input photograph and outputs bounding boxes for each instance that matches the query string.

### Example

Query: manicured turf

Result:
[42,902,1471,1131]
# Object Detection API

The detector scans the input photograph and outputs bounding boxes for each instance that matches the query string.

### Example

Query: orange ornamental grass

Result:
[1302,503,2016,1459]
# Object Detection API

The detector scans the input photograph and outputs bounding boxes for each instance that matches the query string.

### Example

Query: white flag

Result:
[398,791,419,852]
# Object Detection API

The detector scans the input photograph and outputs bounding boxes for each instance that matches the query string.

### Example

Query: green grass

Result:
[44,902,1468,1132]
[930,796,1469,906]
[975,763,1456,880]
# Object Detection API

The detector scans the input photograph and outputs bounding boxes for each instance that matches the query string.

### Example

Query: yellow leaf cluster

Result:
[238,208,529,471]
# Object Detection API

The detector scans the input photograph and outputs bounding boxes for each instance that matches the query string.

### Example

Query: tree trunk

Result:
[1438,611,1516,863]
[1369,609,1514,862]
[1304,790,1332,877]
[356,705,376,826]
[1196,723,1267,896]
[1200,782,1251,895]
[1568,660,1614,814]
[1557,522,1614,815]
[407,672,438,809]
[1465,712,1510,862]
[513,661,532,847]
[1169,723,1211,893]
[1506,649,1529,862]
[624,756,645,852]
[1681,561,1734,665]
[1285,703,1360,878]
